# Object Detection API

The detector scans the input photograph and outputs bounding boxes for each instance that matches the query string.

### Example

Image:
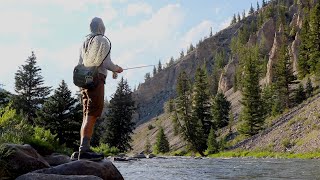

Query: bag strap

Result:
[84,34,112,67]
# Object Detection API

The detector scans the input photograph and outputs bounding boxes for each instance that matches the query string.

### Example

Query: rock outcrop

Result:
[16,173,103,180]
[265,25,285,85]
[33,159,124,180]
[0,144,50,179]
[218,58,238,93]
[0,144,124,180]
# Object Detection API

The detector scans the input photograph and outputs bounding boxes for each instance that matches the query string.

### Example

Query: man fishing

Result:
[72,17,123,161]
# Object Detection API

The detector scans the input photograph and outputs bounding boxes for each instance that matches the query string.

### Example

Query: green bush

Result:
[0,104,33,144]
[91,143,120,157]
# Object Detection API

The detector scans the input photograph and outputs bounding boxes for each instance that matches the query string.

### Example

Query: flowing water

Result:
[113,157,320,180]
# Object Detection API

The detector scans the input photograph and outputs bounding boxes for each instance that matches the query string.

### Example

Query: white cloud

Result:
[126,2,153,16]
[181,20,214,49]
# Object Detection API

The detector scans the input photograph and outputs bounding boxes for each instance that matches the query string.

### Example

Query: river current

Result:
[113,157,320,180]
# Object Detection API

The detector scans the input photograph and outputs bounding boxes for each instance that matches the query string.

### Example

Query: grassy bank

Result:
[208,151,320,159]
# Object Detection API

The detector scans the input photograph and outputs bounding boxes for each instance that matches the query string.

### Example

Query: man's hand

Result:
[116,66,123,73]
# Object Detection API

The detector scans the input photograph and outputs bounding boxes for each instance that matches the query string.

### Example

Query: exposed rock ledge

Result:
[0,143,123,180]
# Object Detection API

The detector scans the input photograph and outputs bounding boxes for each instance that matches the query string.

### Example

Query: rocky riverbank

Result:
[0,143,123,180]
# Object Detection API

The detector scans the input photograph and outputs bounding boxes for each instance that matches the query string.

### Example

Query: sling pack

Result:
[73,34,111,89]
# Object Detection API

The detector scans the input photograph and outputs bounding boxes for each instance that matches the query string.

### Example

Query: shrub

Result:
[91,143,120,157]
[148,124,155,130]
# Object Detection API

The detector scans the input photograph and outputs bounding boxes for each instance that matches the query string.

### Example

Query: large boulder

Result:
[16,173,103,180]
[43,153,71,166]
[0,144,50,179]
[33,159,124,180]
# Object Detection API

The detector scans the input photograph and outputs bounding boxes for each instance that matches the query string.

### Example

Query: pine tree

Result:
[242,10,246,19]
[0,86,10,108]
[36,80,81,149]
[249,3,255,15]
[168,57,175,66]
[239,47,265,136]
[153,66,157,76]
[306,77,313,98]
[206,127,219,154]
[309,2,320,74]
[192,67,212,136]
[101,78,135,152]
[212,92,231,129]
[158,60,162,72]
[180,50,185,59]
[257,1,260,11]
[273,37,295,111]
[209,66,220,96]
[154,127,170,154]
[298,15,311,78]
[210,27,213,37]
[262,0,267,7]
[13,52,51,124]
[261,85,275,117]
[188,44,195,53]
[144,135,151,154]
[231,14,237,25]
[237,13,241,22]
[174,71,206,156]
[145,72,151,81]
[294,83,306,104]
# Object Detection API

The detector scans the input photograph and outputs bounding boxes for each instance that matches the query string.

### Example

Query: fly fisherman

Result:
[71,17,123,161]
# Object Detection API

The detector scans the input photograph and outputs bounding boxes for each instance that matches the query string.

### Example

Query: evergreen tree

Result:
[0,86,10,108]
[261,85,275,117]
[188,44,195,53]
[262,0,267,7]
[242,10,246,19]
[192,67,212,136]
[306,77,313,98]
[210,27,213,37]
[36,80,81,149]
[154,127,170,154]
[168,57,175,66]
[13,52,51,124]
[144,135,151,154]
[298,15,311,78]
[145,72,151,81]
[273,38,295,111]
[237,13,241,22]
[153,66,157,76]
[209,66,220,96]
[309,2,320,74]
[212,92,231,129]
[101,78,135,152]
[249,3,255,15]
[231,14,237,25]
[207,127,219,154]
[294,83,306,104]
[180,50,185,59]
[239,47,265,136]
[174,71,205,156]
[257,1,260,11]
[158,60,162,72]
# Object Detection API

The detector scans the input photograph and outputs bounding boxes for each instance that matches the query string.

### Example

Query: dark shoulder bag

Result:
[73,35,111,89]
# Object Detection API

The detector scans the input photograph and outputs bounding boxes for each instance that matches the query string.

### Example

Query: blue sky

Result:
[0,0,258,99]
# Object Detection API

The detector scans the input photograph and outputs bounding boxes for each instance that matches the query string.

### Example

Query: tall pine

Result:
[36,80,82,149]
[154,127,170,154]
[101,77,135,152]
[13,52,51,124]
[212,92,231,129]
[174,71,205,156]
[239,47,265,136]
[309,2,320,74]
[298,16,311,78]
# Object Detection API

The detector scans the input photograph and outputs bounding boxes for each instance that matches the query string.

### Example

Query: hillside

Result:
[130,0,320,154]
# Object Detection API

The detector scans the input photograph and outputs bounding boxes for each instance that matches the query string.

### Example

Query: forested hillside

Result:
[131,0,320,155]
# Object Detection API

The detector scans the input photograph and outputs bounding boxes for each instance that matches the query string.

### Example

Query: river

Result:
[113,157,320,180]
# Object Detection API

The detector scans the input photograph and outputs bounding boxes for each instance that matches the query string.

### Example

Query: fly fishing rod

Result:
[113,64,156,79]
